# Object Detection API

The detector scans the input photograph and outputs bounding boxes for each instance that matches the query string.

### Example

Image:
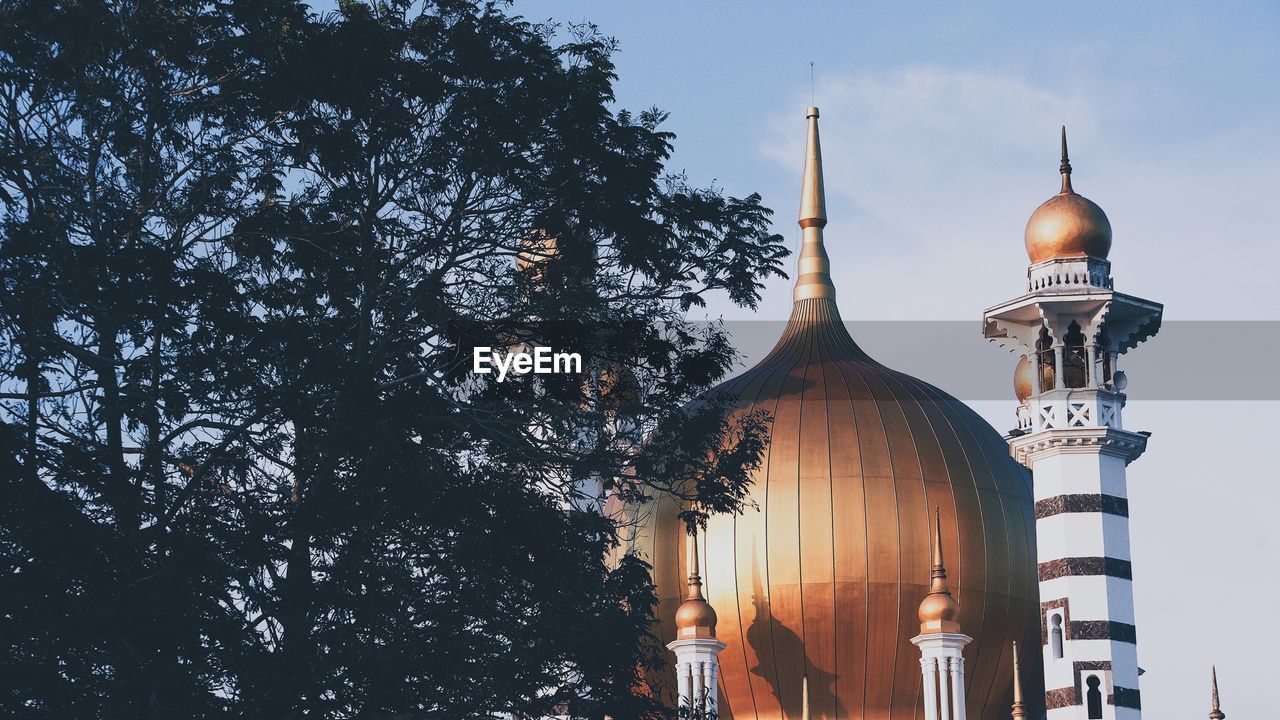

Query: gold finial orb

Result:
[1025,192,1112,263]
[1014,355,1034,403]
[1024,127,1112,264]
[674,596,718,639]
[917,588,961,627]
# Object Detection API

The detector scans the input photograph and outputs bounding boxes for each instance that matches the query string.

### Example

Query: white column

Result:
[950,657,966,720]
[921,657,940,720]
[938,656,953,720]
[707,662,719,714]
[701,661,715,712]
[1053,342,1065,389]
[676,662,692,707]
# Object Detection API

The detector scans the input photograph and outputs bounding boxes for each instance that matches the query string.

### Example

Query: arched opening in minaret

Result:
[1063,320,1088,388]
[1050,612,1064,659]
[1036,327,1056,392]
[1085,674,1104,719]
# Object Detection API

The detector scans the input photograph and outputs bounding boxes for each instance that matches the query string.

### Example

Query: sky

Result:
[516,1,1279,716]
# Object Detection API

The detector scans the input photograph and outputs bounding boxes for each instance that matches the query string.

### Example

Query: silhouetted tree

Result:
[0,1,786,718]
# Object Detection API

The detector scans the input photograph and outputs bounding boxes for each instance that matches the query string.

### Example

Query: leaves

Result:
[0,2,785,718]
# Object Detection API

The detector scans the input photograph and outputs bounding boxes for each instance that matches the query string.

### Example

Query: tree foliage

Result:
[0,1,786,718]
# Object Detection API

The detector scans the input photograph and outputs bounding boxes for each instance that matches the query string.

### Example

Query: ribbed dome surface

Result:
[636,297,1043,720]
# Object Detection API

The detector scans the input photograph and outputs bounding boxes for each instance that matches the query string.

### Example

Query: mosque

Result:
[621,107,1227,720]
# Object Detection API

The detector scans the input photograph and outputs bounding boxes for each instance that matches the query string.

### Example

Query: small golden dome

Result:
[1024,127,1112,264]
[1014,355,1034,403]
[917,590,961,626]
[674,596,718,639]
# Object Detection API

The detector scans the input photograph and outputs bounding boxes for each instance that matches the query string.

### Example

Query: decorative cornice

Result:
[1009,426,1148,467]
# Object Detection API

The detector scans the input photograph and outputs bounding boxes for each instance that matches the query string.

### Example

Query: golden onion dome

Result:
[1014,355,1035,403]
[1024,128,1112,264]
[615,107,1043,720]
[674,597,718,639]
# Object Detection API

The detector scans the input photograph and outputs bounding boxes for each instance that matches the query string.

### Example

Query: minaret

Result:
[911,509,973,720]
[667,525,725,715]
[1208,667,1225,720]
[983,129,1162,720]
[1012,642,1028,720]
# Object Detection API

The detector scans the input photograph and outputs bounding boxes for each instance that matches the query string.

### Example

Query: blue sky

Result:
[520,0,1280,321]
[517,1,1279,716]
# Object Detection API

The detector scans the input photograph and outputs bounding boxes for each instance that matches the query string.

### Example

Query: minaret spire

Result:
[686,526,705,601]
[1059,125,1074,194]
[1209,666,1225,720]
[930,506,951,594]
[794,106,836,302]
[801,674,810,720]
[1011,642,1027,720]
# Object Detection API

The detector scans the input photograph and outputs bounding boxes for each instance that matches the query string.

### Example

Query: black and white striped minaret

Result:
[983,128,1162,720]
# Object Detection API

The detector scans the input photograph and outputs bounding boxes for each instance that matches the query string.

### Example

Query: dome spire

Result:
[1209,666,1225,720]
[918,507,962,633]
[1060,126,1074,194]
[674,525,718,639]
[801,674,810,720]
[1011,642,1027,720]
[794,106,836,302]
[686,526,705,602]
[931,507,946,590]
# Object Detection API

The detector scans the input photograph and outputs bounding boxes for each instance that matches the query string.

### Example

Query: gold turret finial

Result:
[794,106,836,303]
[931,507,947,591]
[1209,666,1225,720]
[917,507,962,633]
[1011,642,1027,720]
[687,527,705,601]
[801,674,810,720]
[674,525,718,639]
[1059,126,1074,194]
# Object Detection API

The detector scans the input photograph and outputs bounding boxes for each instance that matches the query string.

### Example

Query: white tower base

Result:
[911,632,973,720]
[667,637,726,715]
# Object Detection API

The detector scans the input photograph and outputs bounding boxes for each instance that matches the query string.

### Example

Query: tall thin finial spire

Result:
[1011,642,1027,720]
[801,674,810,720]
[1209,666,1225,720]
[1059,125,1074,194]
[686,526,705,601]
[794,106,836,302]
[917,506,962,633]
[930,506,948,592]
[674,523,718,639]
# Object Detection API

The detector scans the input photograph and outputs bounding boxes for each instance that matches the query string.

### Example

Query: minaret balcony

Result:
[1016,387,1125,434]
[1027,256,1112,293]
